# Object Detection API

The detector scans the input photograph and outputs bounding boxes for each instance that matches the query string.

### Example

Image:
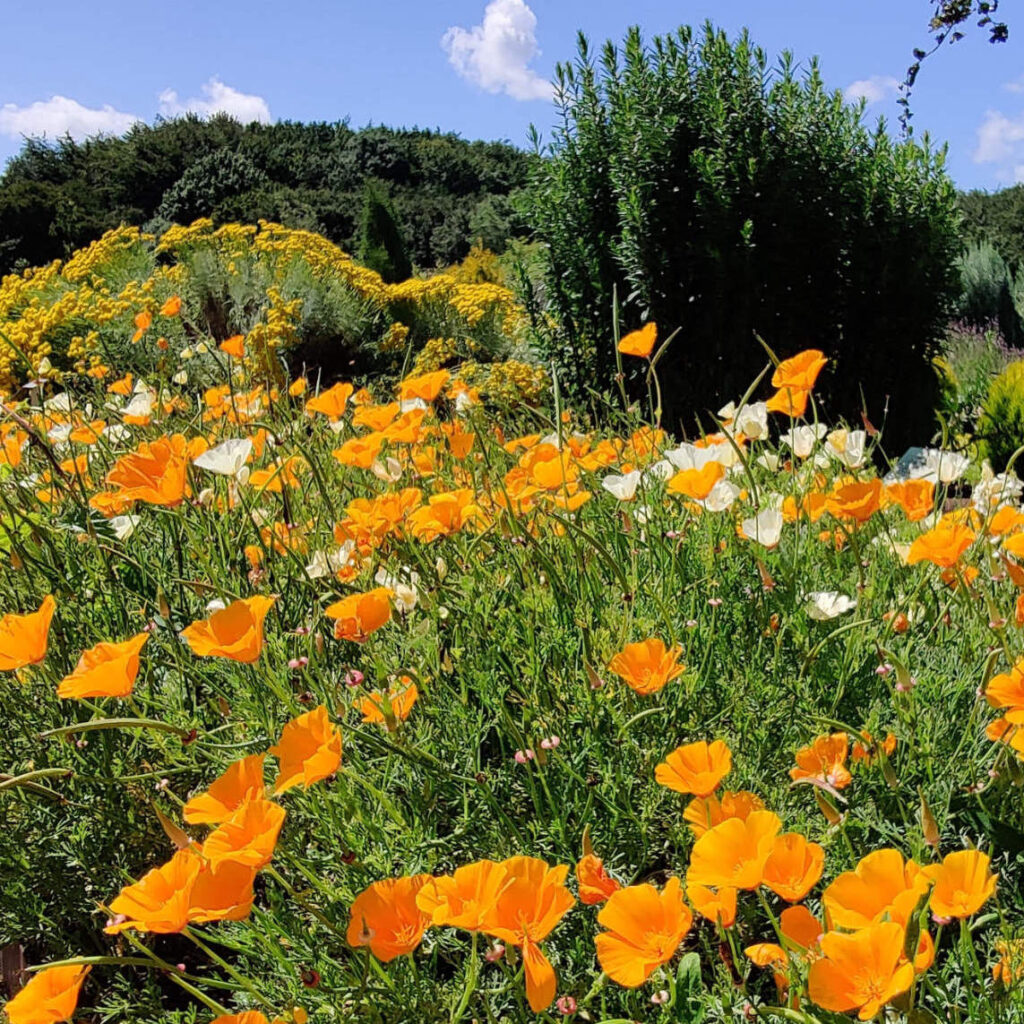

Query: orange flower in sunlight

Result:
[686,882,737,928]
[683,789,765,838]
[326,587,392,643]
[986,660,1024,722]
[789,732,852,790]
[607,637,685,695]
[766,386,810,417]
[100,434,194,509]
[761,833,825,902]
[406,489,485,541]
[655,739,732,797]
[108,372,134,396]
[0,594,55,671]
[181,595,276,663]
[353,402,400,431]
[907,521,976,568]
[184,753,267,824]
[483,857,575,1012]
[248,456,305,492]
[686,811,782,890]
[358,678,419,725]
[219,334,246,358]
[106,848,200,934]
[333,433,385,470]
[347,874,433,961]
[441,420,476,460]
[3,963,91,1024]
[398,369,450,403]
[416,859,509,930]
[807,922,914,1021]
[773,349,828,391]
[132,311,152,341]
[666,462,724,501]
[826,479,883,524]
[202,796,286,870]
[851,730,897,764]
[57,632,148,699]
[923,850,998,919]
[885,479,935,522]
[576,854,621,905]
[823,848,931,936]
[188,859,258,924]
[288,377,307,397]
[617,323,657,358]
[594,878,693,987]
[307,382,354,420]
[160,295,182,317]
[270,706,342,793]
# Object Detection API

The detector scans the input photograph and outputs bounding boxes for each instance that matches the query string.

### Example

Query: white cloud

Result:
[974,109,1024,179]
[158,77,271,123]
[0,96,140,142]
[1004,75,1024,93]
[844,75,900,105]
[442,0,553,102]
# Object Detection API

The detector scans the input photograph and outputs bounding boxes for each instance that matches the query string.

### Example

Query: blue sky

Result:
[1,0,1023,190]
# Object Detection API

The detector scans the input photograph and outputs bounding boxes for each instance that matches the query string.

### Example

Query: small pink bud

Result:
[708,597,723,607]
[485,943,505,962]
[515,750,528,764]
[931,913,952,927]
[556,995,577,1015]
[875,663,893,676]
[651,990,670,1005]
[345,669,364,688]
[176,963,186,973]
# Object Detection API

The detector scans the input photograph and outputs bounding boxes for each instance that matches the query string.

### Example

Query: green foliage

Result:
[527,23,962,449]
[960,186,1024,276]
[356,180,412,284]
[956,242,1023,345]
[156,151,269,225]
[0,117,536,274]
[979,358,1024,470]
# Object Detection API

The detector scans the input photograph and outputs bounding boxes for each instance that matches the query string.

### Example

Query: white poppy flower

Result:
[121,390,154,421]
[700,479,741,512]
[44,392,74,413]
[740,507,784,548]
[172,370,188,385]
[193,439,253,481]
[602,470,642,501]
[375,566,419,613]
[805,591,857,620]
[911,448,970,485]
[205,598,227,614]
[780,425,828,459]
[108,515,139,541]
[47,423,73,443]
[305,543,357,580]
[755,452,780,473]
[644,460,674,482]
[400,398,429,414]
[734,402,769,441]
[826,429,867,469]
[372,457,404,483]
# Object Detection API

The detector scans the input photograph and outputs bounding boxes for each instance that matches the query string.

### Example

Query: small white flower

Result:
[740,507,784,548]
[755,452,780,473]
[911,448,970,485]
[780,424,827,459]
[734,401,769,441]
[400,398,428,414]
[601,470,642,501]
[700,479,741,512]
[171,370,188,385]
[805,591,857,620]
[375,566,419,613]
[826,429,867,469]
[193,439,253,480]
[204,598,227,614]
[371,457,403,483]
[108,515,139,541]
[644,459,674,482]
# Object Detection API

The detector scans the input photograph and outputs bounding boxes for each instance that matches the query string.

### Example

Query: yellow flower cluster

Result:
[460,358,550,406]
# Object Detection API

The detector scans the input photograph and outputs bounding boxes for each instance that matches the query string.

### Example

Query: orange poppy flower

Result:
[761,833,825,902]
[106,848,201,934]
[617,323,657,359]
[160,296,182,317]
[333,433,385,469]
[398,369,450,403]
[441,420,476,460]
[184,753,267,824]
[219,334,246,358]
[686,810,782,890]
[822,848,930,932]
[773,349,828,391]
[923,850,998,919]
[655,739,732,797]
[108,372,134,396]
[132,311,152,341]
[885,479,935,522]
[358,679,418,725]
[766,386,810,417]
[188,859,258,924]
[249,456,305,492]
[347,874,433,961]
[789,733,852,790]
[382,408,427,444]
[667,462,724,501]
[57,633,148,699]
[807,921,914,1021]
[826,479,883,524]
[406,489,485,541]
[0,594,55,671]
[325,587,392,643]
[851,730,897,764]
[202,796,286,870]
[576,854,621,905]
[352,402,399,431]
[683,789,765,838]
[607,638,685,695]
[288,377,307,397]
[907,521,976,568]
[986,660,1024,722]
[416,859,509,929]
[307,382,354,420]
[3,964,91,1024]
[482,857,575,1012]
[100,434,193,509]
[270,706,342,793]
[686,883,737,927]
[210,1013,276,1024]
[181,596,275,663]
[594,877,692,987]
